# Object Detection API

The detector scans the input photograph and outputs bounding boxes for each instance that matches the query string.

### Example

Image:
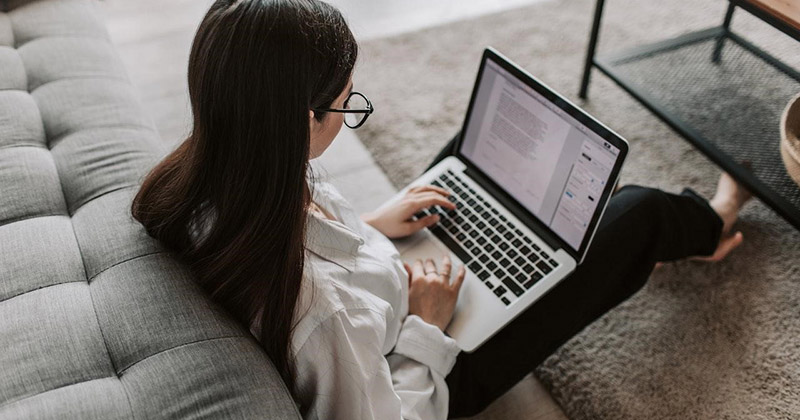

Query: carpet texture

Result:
[354,0,800,418]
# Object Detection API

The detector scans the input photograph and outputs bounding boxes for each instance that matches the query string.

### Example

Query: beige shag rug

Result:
[353,0,800,418]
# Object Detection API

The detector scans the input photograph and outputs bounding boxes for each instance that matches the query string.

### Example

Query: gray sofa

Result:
[0,0,300,417]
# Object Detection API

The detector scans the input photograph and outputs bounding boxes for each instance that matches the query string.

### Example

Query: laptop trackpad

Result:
[395,230,464,269]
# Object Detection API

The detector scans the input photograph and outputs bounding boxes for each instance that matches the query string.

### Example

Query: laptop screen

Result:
[459,54,624,255]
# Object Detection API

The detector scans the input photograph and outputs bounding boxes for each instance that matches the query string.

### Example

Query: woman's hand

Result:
[404,255,466,331]
[361,185,456,239]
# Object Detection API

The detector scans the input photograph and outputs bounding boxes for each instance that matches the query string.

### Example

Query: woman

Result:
[132,0,751,418]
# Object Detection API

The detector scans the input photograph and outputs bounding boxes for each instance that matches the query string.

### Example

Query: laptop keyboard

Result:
[415,170,560,306]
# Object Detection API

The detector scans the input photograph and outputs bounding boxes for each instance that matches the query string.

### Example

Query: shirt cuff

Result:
[393,315,462,376]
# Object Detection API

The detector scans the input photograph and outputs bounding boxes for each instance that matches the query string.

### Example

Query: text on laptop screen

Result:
[460,60,620,250]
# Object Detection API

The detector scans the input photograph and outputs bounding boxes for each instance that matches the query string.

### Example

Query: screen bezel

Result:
[455,48,629,263]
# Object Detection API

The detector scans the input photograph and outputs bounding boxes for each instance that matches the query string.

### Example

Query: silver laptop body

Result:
[383,48,629,352]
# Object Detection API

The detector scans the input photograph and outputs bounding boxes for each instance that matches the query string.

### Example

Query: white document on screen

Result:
[470,77,569,215]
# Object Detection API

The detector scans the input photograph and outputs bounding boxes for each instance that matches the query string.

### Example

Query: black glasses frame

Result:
[314,91,374,129]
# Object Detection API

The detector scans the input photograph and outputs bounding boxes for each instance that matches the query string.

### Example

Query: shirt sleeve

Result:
[294,309,461,420]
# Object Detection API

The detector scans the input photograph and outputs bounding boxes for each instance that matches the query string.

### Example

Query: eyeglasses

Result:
[314,91,374,129]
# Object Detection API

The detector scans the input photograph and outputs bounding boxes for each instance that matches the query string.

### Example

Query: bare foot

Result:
[709,172,752,235]
[692,172,752,262]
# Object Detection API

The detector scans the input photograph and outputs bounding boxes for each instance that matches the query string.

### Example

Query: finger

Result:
[424,258,437,276]
[440,255,452,279]
[410,184,450,197]
[403,214,440,236]
[412,259,425,279]
[409,194,456,212]
[451,264,466,291]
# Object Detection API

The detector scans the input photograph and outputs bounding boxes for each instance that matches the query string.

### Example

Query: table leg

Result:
[713,2,736,63]
[579,0,607,99]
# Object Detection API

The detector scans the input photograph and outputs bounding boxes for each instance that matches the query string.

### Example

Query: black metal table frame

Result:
[579,0,800,230]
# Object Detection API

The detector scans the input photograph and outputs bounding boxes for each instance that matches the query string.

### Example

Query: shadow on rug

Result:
[354,0,800,418]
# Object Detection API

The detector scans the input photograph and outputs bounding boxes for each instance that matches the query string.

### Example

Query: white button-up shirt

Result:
[252,182,461,420]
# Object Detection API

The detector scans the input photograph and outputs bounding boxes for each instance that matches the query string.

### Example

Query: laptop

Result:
[383,48,629,352]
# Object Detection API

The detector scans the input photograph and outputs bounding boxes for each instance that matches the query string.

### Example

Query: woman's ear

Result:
[309,110,320,135]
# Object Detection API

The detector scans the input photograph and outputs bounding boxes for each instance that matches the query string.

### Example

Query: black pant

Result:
[428,135,724,418]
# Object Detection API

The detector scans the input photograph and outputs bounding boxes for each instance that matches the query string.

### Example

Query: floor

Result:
[97,1,566,418]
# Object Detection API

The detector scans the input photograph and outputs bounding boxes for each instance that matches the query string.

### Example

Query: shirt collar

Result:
[305,212,364,272]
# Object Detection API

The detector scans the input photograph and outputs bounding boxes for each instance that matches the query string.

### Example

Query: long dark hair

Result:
[131,0,357,395]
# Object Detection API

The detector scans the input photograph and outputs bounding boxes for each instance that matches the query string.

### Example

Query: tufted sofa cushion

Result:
[0,0,300,418]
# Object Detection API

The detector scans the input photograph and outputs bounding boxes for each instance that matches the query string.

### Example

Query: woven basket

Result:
[781,93,800,188]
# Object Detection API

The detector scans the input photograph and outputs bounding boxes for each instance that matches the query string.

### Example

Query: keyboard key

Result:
[499,258,510,266]
[502,279,524,297]
[456,233,466,241]
[536,260,552,274]
[477,270,490,281]
[491,235,502,243]
[471,246,481,255]
[520,246,531,255]
[429,226,471,264]
[511,238,522,247]
[468,262,482,272]
[514,228,524,237]
[541,251,550,259]
[464,240,474,248]
[499,215,507,222]
[532,244,541,251]
[476,221,486,230]
[474,205,484,213]
[507,249,518,258]
[478,254,489,263]
[486,261,497,270]
[484,280,494,289]
[501,296,511,305]
[476,236,487,245]
[522,264,535,274]
[485,244,495,252]
[549,259,559,268]
[523,271,544,289]
[508,265,519,275]
[469,215,479,223]
[467,198,476,206]
[497,225,507,234]
[514,256,526,266]
[503,232,514,240]
[469,230,479,238]
[494,286,506,297]
[515,273,528,285]
[454,216,464,224]
[482,211,491,219]
[491,250,502,260]
[522,236,532,244]
[499,242,509,251]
